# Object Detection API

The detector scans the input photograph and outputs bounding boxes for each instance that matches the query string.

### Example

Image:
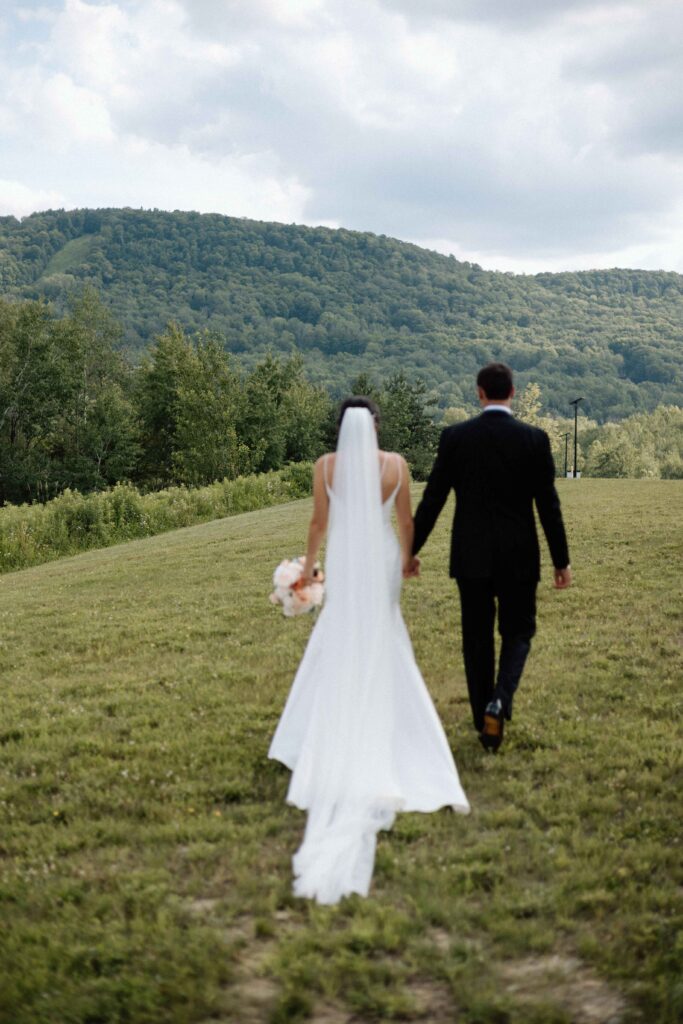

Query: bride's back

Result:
[324,450,402,505]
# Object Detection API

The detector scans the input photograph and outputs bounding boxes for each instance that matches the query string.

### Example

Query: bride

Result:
[269,397,470,904]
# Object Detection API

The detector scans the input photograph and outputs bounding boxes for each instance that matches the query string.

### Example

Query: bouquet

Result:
[269,557,325,617]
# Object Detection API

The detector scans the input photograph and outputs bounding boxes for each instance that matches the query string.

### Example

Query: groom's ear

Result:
[509,385,515,399]
[477,386,487,402]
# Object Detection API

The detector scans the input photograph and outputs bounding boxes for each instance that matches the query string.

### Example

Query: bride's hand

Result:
[298,561,316,587]
[402,556,421,579]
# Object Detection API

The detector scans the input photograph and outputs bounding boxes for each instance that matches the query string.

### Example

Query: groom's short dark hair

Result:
[477,362,513,400]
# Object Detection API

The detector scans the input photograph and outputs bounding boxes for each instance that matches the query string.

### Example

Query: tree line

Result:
[508,383,683,479]
[1,292,681,507]
[0,293,439,505]
[2,207,682,422]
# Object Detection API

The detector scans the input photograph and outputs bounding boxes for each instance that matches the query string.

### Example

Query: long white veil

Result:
[286,407,403,903]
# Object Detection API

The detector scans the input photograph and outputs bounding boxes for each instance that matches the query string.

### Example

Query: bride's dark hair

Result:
[337,396,380,430]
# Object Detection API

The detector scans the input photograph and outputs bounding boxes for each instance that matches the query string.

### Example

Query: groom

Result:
[410,362,571,752]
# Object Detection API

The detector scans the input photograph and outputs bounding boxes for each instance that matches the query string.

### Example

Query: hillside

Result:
[0,480,680,1022]
[1,208,682,419]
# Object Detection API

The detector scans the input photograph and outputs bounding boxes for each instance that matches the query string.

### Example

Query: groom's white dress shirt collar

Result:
[482,404,513,414]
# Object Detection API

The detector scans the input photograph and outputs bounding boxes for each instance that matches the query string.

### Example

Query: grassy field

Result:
[42,235,98,277]
[0,479,681,1024]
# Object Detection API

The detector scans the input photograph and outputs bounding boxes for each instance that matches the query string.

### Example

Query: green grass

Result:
[0,480,681,1023]
[42,235,100,277]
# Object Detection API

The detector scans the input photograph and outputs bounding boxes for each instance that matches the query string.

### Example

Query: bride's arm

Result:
[302,456,330,582]
[394,456,416,574]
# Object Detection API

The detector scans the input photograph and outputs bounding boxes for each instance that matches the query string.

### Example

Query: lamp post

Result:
[563,433,570,478]
[569,398,583,478]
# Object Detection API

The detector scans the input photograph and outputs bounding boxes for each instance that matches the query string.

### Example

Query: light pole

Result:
[563,432,570,478]
[569,398,583,478]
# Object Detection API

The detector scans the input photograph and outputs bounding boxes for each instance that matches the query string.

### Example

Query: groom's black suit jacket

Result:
[413,410,569,581]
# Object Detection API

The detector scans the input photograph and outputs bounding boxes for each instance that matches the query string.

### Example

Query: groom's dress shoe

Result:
[480,699,504,752]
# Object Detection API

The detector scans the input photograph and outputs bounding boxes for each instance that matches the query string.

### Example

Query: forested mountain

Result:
[1,207,681,420]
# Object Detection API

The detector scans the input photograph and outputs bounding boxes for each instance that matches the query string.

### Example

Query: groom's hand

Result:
[402,556,421,579]
[554,566,572,589]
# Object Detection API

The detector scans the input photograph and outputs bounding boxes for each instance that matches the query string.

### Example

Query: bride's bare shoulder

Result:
[314,453,336,485]
[379,450,408,482]
[380,450,408,467]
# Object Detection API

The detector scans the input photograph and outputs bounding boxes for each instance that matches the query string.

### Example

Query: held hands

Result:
[402,555,421,579]
[553,566,572,589]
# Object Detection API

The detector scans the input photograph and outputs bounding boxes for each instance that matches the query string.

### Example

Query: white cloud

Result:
[1,67,114,145]
[49,0,131,94]
[14,5,58,24]
[49,0,242,101]
[380,0,644,30]
[0,134,309,226]
[88,136,310,223]
[418,212,683,274]
[0,178,64,217]
[0,0,308,225]
[181,0,326,33]
[46,71,115,144]
[0,0,680,272]
[563,1,683,158]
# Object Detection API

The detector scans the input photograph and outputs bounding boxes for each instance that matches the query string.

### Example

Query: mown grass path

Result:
[0,481,681,1024]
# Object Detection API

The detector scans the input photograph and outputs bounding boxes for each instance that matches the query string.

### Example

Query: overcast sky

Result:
[1,0,681,273]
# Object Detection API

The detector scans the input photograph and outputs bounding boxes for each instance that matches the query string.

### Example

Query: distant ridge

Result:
[1,207,681,419]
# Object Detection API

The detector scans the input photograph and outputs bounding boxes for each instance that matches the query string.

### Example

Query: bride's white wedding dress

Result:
[269,408,469,904]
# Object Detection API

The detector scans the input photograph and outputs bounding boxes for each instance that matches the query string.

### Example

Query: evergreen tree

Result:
[239,354,330,473]
[49,289,139,492]
[135,324,194,486]
[378,373,439,480]
[0,293,138,502]
[173,336,250,486]
[0,300,59,503]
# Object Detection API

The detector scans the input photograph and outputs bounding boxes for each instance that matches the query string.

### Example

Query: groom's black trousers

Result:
[456,578,537,731]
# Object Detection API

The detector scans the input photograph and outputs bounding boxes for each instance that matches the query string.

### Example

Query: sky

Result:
[1,0,682,274]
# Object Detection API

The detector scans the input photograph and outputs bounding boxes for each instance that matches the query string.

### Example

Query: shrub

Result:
[0,464,314,575]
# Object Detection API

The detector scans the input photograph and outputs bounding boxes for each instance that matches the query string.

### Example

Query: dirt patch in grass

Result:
[426,926,453,953]
[234,973,280,1020]
[184,897,221,915]
[499,954,629,1023]
[308,983,456,1024]
[309,1004,356,1024]
[409,978,459,1022]
[190,910,282,1021]
[231,928,280,1022]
